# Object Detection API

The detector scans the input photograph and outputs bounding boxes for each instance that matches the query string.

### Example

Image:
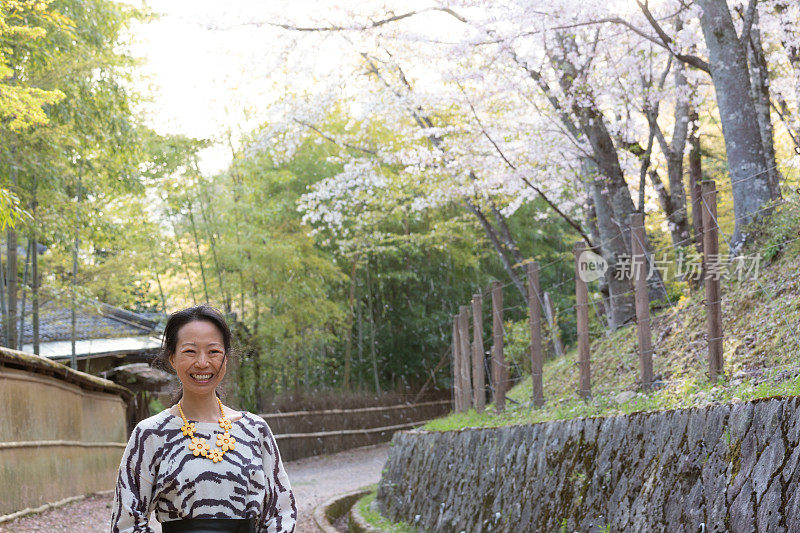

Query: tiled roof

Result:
[3,299,162,344]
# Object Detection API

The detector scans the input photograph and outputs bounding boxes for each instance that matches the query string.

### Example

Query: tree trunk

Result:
[196,192,231,312]
[465,200,527,302]
[0,242,8,348]
[747,13,782,200]
[489,201,525,266]
[584,159,636,329]
[663,62,692,248]
[167,213,197,305]
[550,36,667,305]
[18,238,31,350]
[696,0,773,251]
[343,258,358,391]
[6,228,16,350]
[356,282,363,391]
[584,195,611,327]
[251,280,262,412]
[31,179,39,355]
[32,233,39,355]
[689,113,704,259]
[148,239,168,313]
[71,179,79,370]
[187,206,210,303]
[366,262,381,393]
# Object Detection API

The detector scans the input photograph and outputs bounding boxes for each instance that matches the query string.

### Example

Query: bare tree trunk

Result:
[689,114,704,258]
[147,239,168,313]
[583,159,636,329]
[18,238,31,351]
[356,282,363,391]
[167,213,197,305]
[71,177,80,369]
[550,36,666,305]
[187,206,210,302]
[489,202,524,266]
[696,0,773,251]
[251,280,262,411]
[31,178,39,355]
[747,13,782,200]
[343,258,358,391]
[32,234,39,355]
[196,191,231,312]
[6,227,16,351]
[584,196,610,322]
[366,262,381,393]
[465,200,527,301]
[661,62,692,248]
[0,240,8,348]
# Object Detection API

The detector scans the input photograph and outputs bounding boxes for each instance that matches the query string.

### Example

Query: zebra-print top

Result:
[110,409,296,533]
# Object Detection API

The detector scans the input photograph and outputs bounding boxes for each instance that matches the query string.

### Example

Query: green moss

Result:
[727,438,743,482]
[355,488,416,533]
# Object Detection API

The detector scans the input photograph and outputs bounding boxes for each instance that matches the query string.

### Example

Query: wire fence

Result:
[447,161,800,414]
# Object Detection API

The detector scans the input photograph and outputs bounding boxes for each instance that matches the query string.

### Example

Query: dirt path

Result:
[0,443,389,533]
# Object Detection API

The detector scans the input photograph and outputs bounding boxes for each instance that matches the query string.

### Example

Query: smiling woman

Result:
[110,305,297,533]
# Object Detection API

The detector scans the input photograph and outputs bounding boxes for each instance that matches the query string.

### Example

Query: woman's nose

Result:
[195,352,211,367]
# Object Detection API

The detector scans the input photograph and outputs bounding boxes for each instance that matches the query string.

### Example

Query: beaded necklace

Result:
[177,397,236,463]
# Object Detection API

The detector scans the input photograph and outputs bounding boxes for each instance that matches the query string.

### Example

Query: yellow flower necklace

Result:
[178,397,236,463]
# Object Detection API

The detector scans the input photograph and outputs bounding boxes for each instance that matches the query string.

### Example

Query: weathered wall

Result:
[267,400,452,462]
[378,396,800,532]
[0,349,130,516]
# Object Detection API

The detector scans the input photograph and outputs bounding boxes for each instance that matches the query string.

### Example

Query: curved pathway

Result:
[0,443,389,533]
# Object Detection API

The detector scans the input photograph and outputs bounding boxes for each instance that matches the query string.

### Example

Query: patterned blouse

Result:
[110,409,296,533]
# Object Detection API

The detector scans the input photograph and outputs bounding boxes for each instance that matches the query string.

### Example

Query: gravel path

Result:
[0,443,389,533]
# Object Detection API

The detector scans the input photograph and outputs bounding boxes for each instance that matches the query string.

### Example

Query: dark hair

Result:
[153,304,234,405]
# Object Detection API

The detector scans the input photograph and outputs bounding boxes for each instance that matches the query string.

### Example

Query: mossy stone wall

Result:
[378,397,800,532]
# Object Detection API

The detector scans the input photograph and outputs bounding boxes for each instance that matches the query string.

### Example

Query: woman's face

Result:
[169,320,227,398]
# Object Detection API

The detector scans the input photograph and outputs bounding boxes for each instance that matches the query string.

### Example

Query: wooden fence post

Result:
[491,281,506,412]
[573,242,591,399]
[526,261,545,407]
[701,180,724,381]
[471,293,486,413]
[629,212,654,390]
[452,315,463,412]
[458,306,473,410]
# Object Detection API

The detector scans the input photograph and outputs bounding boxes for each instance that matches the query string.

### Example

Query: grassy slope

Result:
[425,206,800,431]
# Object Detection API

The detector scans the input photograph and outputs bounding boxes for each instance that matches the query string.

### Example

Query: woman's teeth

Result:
[191,373,213,382]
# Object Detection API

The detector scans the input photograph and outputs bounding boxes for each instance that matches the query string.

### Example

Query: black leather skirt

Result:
[161,518,255,533]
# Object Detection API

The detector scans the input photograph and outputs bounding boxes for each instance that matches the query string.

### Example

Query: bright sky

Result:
[127,0,468,174]
[128,0,350,173]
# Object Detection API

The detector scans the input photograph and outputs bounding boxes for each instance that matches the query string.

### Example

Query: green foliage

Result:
[148,396,165,417]
[0,0,66,130]
[355,489,416,533]
[745,195,800,263]
[425,201,800,431]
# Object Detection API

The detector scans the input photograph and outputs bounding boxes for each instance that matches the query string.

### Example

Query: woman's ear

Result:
[168,352,176,372]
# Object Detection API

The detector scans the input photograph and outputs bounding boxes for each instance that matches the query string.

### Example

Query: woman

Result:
[110,305,297,533]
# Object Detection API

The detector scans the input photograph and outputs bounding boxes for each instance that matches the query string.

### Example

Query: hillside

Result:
[425,201,800,431]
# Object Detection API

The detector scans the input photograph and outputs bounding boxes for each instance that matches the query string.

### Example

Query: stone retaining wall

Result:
[377,396,800,532]
[265,400,452,462]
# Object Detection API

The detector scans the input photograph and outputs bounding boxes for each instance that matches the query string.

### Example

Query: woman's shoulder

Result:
[131,409,176,434]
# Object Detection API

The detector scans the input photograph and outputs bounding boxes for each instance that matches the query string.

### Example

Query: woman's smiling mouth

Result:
[190,373,214,382]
